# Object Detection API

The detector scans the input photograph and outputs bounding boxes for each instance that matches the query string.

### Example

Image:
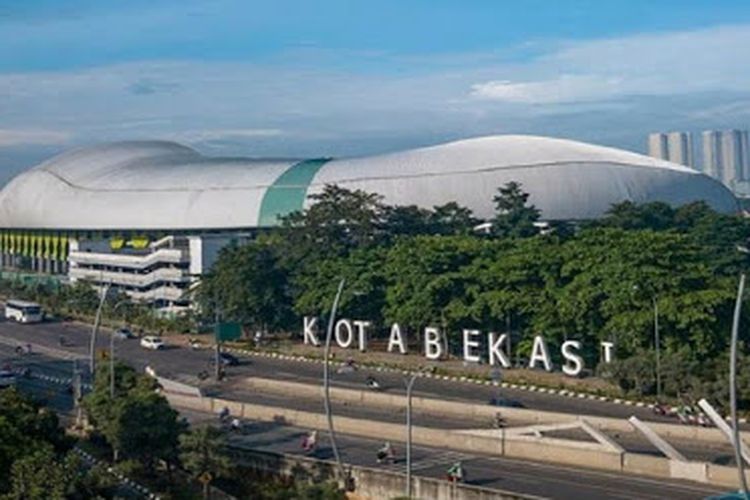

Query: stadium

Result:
[0,135,737,312]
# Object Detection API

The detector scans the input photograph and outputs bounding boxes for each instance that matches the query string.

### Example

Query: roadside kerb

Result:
[240,376,748,444]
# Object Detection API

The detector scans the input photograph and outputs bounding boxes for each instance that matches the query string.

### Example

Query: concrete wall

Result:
[224,443,540,500]
[241,377,749,444]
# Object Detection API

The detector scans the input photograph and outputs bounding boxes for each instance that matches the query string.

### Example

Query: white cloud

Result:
[469,24,750,105]
[0,129,70,147]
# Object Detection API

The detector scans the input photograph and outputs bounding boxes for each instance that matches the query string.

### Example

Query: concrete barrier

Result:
[163,387,742,489]
[241,377,748,444]
[225,443,542,500]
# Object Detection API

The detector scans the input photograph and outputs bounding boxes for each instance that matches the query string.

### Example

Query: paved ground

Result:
[1,342,727,500]
[0,319,742,464]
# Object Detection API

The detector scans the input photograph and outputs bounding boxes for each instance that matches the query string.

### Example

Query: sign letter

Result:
[488,333,510,368]
[303,317,320,346]
[561,340,583,377]
[353,320,371,352]
[529,336,552,371]
[463,329,481,363]
[335,319,354,348]
[424,327,443,360]
[388,323,407,354]
[601,341,615,364]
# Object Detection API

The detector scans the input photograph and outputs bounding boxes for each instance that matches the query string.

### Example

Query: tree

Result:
[491,182,540,238]
[179,426,232,499]
[84,363,186,473]
[3,446,79,500]
[197,242,294,332]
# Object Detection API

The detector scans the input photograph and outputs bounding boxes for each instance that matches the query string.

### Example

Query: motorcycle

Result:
[365,376,382,391]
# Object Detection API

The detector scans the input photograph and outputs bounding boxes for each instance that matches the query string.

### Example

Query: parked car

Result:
[140,336,165,350]
[114,327,136,340]
[0,369,16,388]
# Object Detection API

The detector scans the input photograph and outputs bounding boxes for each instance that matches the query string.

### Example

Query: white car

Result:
[0,370,16,388]
[140,336,165,350]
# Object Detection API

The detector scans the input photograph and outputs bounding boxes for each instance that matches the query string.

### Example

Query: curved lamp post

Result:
[323,278,347,485]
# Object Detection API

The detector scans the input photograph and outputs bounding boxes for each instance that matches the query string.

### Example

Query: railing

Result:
[68,248,188,269]
[69,266,189,288]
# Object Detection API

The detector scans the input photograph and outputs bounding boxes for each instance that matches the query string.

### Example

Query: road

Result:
[1,343,726,500]
[0,319,741,464]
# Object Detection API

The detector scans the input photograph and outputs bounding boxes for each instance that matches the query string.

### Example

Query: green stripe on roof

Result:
[258,158,330,227]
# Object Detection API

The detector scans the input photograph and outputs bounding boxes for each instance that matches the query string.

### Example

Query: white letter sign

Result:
[529,335,552,371]
[561,340,583,376]
[463,329,481,363]
[303,316,320,346]
[388,323,407,354]
[424,327,443,360]
[488,332,511,368]
[353,320,371,352]
[335,319,354,348]
[601,341,615,363]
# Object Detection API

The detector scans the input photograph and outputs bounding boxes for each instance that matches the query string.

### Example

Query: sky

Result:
[1,0,750,184]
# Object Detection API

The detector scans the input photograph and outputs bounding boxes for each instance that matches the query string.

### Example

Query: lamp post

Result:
[730,274,748,497]
[405,371,419,499]
[633,285,660,400]
[90,282,112,378]
[108,300,130,399]
[323,278,347,485]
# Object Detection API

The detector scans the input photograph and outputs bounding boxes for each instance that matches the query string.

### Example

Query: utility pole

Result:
[653,296,661,400]
[90,282,111,377]
[214,307,222,382]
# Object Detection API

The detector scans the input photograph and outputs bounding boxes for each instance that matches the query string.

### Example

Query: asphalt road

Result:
[1,344,726,500]
[0,318,674,420]
[0,319,740,465]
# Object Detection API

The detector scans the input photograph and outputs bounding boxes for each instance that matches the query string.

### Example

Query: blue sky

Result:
[1,0,750,183]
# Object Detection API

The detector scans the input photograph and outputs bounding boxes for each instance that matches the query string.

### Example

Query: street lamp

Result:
[323,278,347,486]
[732,245,750,497]
[404,370,423,499]
[633,285,661,400]
[90,282,112,377]
[108,299,131,399]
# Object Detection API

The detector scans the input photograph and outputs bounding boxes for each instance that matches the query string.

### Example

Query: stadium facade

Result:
[0,135,737,312]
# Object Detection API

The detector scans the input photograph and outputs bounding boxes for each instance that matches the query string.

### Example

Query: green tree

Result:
[491,181,540,238]
[179,426,233,499]
[84,363,186,474]
[197,241,294,332]
[2,446,79,500]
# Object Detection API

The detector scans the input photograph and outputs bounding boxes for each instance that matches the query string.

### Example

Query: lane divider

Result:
[73,447,159,499]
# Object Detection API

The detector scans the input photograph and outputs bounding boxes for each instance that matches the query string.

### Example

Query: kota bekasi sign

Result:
[302,317,615,377]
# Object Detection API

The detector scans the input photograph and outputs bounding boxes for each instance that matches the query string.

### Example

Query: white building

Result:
[0,135,737,310]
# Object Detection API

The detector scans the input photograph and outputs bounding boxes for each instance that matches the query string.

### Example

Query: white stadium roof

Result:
[0,135,737,230]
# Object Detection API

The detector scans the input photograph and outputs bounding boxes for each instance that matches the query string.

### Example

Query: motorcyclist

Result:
[218,406,230,422]
[365,375,380,390]
[376,441,395,464]
[447,461,464,483]
[301,430,317,452]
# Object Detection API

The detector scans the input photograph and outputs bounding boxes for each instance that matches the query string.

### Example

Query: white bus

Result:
[4,300,43,324]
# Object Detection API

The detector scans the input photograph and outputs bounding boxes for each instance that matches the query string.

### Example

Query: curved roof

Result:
[0,135,737,230]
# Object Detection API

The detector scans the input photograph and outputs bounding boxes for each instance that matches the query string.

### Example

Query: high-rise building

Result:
[702,129,749,187]
[648,133,669,161]
[702,130,723,181]
[647,131,694,168]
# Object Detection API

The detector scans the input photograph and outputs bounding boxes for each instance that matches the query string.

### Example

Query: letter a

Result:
[388,323,407,354]
[528,336,552,371]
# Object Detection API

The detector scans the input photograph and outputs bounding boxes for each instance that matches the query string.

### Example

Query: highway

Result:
[0,342,726,500]
[0,319,741,464]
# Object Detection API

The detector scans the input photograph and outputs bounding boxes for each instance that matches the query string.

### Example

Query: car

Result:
[210,352,240,367]
[0,370,16,388]
[489,396,525,408]
[114,327,136,340]
[140,336,165,350]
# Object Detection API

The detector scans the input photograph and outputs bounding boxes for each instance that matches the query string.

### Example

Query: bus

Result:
[4,300,43,324]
